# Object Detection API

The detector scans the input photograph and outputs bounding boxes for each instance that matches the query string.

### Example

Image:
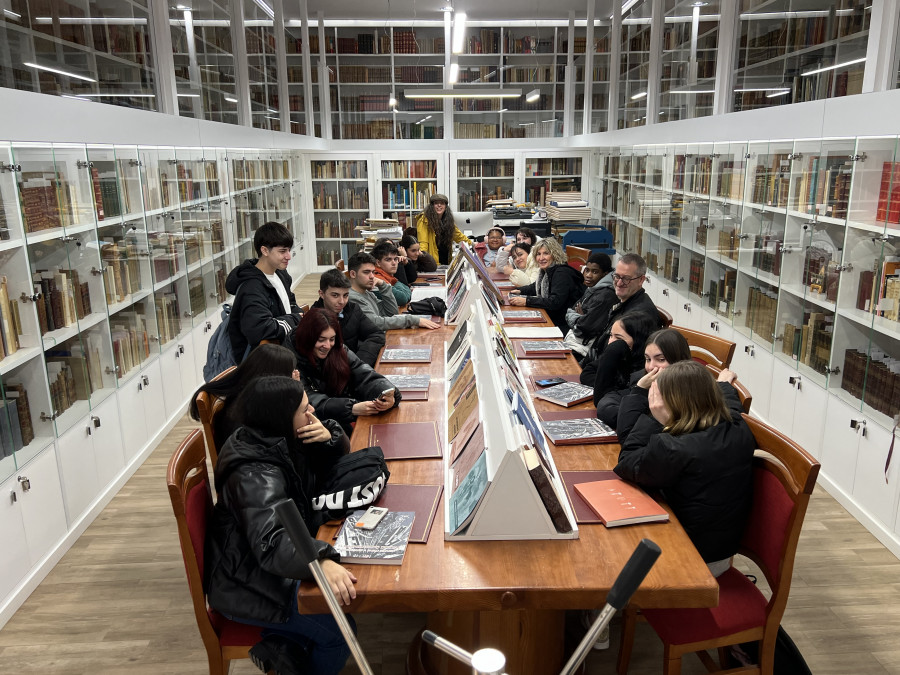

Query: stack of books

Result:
[545,192,590,221]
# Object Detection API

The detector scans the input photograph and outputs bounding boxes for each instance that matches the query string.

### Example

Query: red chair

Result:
[617,415,820,675]
[672,324,736,369]
[656,306,673,328]
[566,244,591,271]
[705,363,753,414]
[167,429,262,675]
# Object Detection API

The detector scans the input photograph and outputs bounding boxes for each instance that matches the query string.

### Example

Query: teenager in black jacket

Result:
[225,222,303,359]
[206,376,356,675]
[293,307,400,434]
[312,269,385,367]
[508,237,584,329]
[614,361,756,577]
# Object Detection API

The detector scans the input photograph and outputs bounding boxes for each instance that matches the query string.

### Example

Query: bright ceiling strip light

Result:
[4,9,22,19]
[631,91,647,100]
[23,62,96,82]
[766,90,791,98]
[177,93,200,98]
[253,0,275,19]
[526,88,540,102]
[225,97,238,103]
[452,12,467,54]
[803,57,866,77]
[405,88,522,99]
[34,16,147,25]
[61,95,90,102]
[78,93,156,98]
[448,62,459,84]
[670,89,715,94]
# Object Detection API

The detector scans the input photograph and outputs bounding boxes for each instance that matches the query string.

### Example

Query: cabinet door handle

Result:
[17,476,31,492]
[744,344,755,357]
[709,321,719,331]
[683,303,691,312]
[850,419,867,437]
[91,415,101,428]
[788,376,801,390]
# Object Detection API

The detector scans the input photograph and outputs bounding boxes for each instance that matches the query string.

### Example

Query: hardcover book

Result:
[385,374,430,391]
[374,484,443,544]
[333,510,415,565]
[503,326,564,339]
[380,346,433,363]
[448,449,489,534]
[501,309,543,322]
[573,478,669,528]
[542,417,617,445]
[521,340,568,354]
[538,409,598,422]
[560,471,619,524]
[513,341,569,360]
[368,421,442,460]
[534,381,594,407]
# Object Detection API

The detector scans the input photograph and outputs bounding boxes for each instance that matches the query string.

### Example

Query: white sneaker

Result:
[581,610,610,650]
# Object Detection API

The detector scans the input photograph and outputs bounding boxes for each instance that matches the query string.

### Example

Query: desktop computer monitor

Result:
[454,211,495,239]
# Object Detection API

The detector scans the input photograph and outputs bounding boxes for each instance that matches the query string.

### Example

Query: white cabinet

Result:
[178,333,199,403]
[768,358,828,459]
[160,343,187,421]
[191,320,215,386]
[821,396,866,497]
[17,448,67,566]
[0,474,31,601]
[729,338,774,420]
[850,411,899,530]
[118,370,150,462]
[90,396,124,490]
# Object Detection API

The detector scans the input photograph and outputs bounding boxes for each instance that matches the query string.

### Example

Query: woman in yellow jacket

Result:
[414,193,470,265]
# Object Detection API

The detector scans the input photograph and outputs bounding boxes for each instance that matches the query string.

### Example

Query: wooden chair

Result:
[617,415,820,675]
[673,324,736,369]
[299,303,310,314]
[705,363,753,413]
[195,365,235,467]
[566,244,591,271]
[166,429,262,675]
[335,258,345,272]
[656,306,673,328]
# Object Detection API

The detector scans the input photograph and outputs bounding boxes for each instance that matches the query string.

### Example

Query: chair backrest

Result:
[739,414,820,637]
[166,429,224,650]
[335,259,345,272]
[704,363,752,413]
[672,324,736,368]
[656,305,673,328]
[195,365,236,467]
[298,303,310,314]
[566,245,591,271]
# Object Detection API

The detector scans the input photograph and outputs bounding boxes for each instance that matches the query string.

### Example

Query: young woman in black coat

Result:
[205,376,355,675]
[507,237,584,329]
[293,307,400,434]
[595,328,692,430]
[614,361,756,577]
[189,343,300,447]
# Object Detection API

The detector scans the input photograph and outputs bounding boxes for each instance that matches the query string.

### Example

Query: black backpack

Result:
[406,296,447,317]
[310,446,391,521]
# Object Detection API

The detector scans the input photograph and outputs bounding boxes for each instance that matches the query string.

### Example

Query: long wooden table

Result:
[303,305,717,675]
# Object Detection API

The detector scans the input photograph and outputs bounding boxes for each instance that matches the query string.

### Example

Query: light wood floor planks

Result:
[0,273,898,674]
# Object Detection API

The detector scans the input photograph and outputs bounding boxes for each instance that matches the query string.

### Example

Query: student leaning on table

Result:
[414,193,469,265]
[346,251,440,331]
[507,237,584,329]
[312,269,385,368]
[499,242,539,287]
[205,375,356,675]
[614,361,755,578]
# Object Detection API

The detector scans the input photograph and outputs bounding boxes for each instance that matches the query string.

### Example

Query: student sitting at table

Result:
[578,312,658,407]
[347,252,440,331]
[403,227,438,272]
[371,239,412,306]
[206,375,356,675]
[496,226,541,270]
[292,307,401,434]
[507,237,584,329]
[500,242,539,287]
[396,233,421,285]
[614,361,755,578]
[312,269,385,367]
[599,328,693,432]
[477,227,507,267]
[563,252,615,357]
[190,343,301,448]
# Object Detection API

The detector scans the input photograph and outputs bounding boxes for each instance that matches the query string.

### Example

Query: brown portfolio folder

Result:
[374,483,443,544]
[368,421,442,460]
[560,471,619,524]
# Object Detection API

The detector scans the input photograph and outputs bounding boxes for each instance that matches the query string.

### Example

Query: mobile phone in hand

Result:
[378,387,394,401]
[355,506,388,530]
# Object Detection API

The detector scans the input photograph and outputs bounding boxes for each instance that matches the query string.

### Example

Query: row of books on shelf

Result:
[111,320,150,380]
[382,182,435,211]
[457,187,511,212]
[876,163,900,225]
[20,171,78,233]
[453,123,502,139]
[0,383,33,458]
[100,241,142,305]
[751,159,791,207]
[858,258,900,321]
[33,269,93,336]
[381,160,437,180]
[314,219,366,238]
[841,348,900,418]
[457,160,515,178]
[782,312,833,374]
[149,234,181,282]
[0,277,22,361]
[154,293,182,344]
[310,161,367,180]
[47,336,104,404]
[338,121,396,140]
[525,158,582,177]
[708,269,737,317]
[745,285,779,342]
[312,185,369,210]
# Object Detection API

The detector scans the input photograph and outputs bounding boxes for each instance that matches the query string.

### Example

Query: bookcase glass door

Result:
[589,21,612,134]
[311,159,370,266]
[660,0,718,123]
[380,158,438,224]
[501,26,563,139]
[618,0,652,129]
[244,0,281,131]
[524,156,583,207]
[456,158,515,211]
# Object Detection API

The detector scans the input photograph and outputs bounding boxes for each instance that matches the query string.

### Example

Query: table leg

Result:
[408,609,566,675]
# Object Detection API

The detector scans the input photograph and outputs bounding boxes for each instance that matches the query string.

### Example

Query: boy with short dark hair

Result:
[224,221,303,359]
[564,252,615,357]
[370,240,412,306]
[346,252,439,331]
[312,268,385,367]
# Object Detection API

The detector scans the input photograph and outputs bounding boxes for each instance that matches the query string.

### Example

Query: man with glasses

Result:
[568,253,661,360]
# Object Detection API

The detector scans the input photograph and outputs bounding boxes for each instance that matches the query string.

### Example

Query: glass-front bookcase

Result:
[618,0,652,129]
[455,158,515,211]
[525,156,583,207]
[311,159,369,266]
[659,0,718,122]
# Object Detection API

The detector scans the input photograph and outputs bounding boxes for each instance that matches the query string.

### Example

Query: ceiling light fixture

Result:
[416,115,433,125]
[225,96,238,103]
[448,62,459,84]
[802,57,866,77]
[77,93,156,98]
[631,91,647,100]
[177,93,200,97]
[23,62,96,82]
[252,0,275,19]
[765,90,791,98]
[526,88,540,102]
[451,12,467,53]
[388,96,397,107]
[405,88,523,99]
[3,9,22,19]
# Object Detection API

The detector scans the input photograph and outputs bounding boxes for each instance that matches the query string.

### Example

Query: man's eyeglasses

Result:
[612,273,644,284]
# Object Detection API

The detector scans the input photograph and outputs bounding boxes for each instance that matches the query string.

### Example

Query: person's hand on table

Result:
[418,318,440,329]
[372,390,395,411]
[319,560,357,606]
[502,262,515,276]
[352,401,380,416]
[508,295,527,306]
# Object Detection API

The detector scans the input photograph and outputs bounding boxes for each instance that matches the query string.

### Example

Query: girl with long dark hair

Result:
[292,307,400,433]
[206,375,355,675]
[414,193,469,265]
[615,361,755,577]
[189,343,300,447]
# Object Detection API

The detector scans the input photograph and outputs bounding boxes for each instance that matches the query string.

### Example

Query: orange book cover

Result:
[573,478,669,528]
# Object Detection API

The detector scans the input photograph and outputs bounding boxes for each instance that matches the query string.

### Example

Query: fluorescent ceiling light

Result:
[4,9,22,19]
[631,91,647,100]
[519,122,535,126]
[542,119,557,123]
[78,93,156,98]
[670,89,715,94]
[766,90,791,98]
[734,87,795,92]
[253,0,275,19]
[61,95,90,102]
[405,88,522,99]
[803,57,866,77]
[177,93,200,97]
[23,62,96,82]
[34,16,147,24]
[526,88,540,102]
[388,96,397,107]
[225,96,238,103]
[416,115,433,125]
[612,0,639,18]
[452,12,467,54]
[449,62,459,84]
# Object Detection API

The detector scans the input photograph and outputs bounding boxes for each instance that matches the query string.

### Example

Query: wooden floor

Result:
[1,274,899,674]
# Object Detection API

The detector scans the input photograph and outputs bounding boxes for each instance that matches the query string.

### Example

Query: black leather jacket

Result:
[311,298,385,367]
[205,423,348,624]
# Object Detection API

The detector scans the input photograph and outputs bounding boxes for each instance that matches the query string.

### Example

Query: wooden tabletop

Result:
[302,304,718,616]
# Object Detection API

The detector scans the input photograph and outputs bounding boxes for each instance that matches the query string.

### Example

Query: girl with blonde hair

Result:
[507,237,583,328]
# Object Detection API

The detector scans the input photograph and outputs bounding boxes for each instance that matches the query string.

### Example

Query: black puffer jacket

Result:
[614,383,755,563]
[205,423,348,623]
[225,260,302,358]
[579,337,646,399]
[517,264,585,329]
[574,287,659,348]
[296,346,401,433]
[311,298,385,367]
[595,369,643,428]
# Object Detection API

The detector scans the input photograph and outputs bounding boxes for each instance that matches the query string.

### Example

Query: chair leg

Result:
[616,605,638,675]
[662,643,683,675]
[208,652,227,675]
[718,646,731,669]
